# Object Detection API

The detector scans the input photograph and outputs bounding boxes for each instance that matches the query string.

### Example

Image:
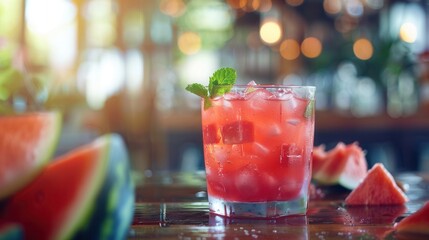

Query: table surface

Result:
[129,171,429,240]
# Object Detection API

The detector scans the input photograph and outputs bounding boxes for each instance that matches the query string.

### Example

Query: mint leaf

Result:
[208,67,236,98]
[185,67,237,110]
[304,100,315,118]
[185,83,208,98]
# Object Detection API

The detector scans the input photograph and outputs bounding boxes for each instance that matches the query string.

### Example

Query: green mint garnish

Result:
[304,99,315,118]
[185,67,237,109]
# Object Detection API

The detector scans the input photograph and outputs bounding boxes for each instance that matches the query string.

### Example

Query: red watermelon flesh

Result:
[312,142,367,190]
[0,112,62,200]
[313,142,348,185]
[345,163,408,205]
[395,201,429,235]
[338,143,368,190]
[1,136,108,240]
[312,145,327,175]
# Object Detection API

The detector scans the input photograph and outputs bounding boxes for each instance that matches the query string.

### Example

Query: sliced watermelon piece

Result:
[338,143,368,189]
[0,221,22,240]
[312,142,367,190]
[1,134,134,240]
[0,112,62,200]
[313,142,348,185]
[345,163,408,205]
[395,201,429,235]
[312,145,327,175]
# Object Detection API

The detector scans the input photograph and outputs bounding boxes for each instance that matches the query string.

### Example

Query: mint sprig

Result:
[185,67,237,109]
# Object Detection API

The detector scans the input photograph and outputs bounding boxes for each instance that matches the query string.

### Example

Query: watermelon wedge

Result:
[313,142,367,189]
[345,163,408,205]
[312,145,327,174]
[0,112,62,200]
[1,134,135,240]
[395,201,429,235]
[0,221,22,240]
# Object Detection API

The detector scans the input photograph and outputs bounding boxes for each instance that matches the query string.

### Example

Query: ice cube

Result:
[287,119,301,126]
[247,80,258,86]
[268,124,282,136]
[281,95,298,112]
[234,165,260,198]
[277,179,303,200]
[209,180,227,194]
[252,142,271,156]
[222,121,254,144]
[271,87,294,100]
[280,143,303,166]
[212,145,228,163]
[246,89,274,111]
[234,164,276,199]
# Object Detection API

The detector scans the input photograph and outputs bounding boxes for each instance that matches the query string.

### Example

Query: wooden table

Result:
[129,171,429,239]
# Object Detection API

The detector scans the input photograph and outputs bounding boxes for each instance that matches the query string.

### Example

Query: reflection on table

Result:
[129,171,429,239]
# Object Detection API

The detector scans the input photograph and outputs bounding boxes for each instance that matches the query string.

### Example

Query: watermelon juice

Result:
[201,84,315,218]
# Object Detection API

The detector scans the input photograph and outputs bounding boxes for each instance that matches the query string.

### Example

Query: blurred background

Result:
[0,0,428,174]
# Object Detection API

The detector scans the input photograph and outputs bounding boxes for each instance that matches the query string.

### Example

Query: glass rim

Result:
[211,84,316,89]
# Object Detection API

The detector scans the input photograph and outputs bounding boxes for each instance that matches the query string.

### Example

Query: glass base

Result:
[208,195,308,218]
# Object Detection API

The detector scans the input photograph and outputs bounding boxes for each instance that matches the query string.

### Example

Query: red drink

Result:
[201,84,315,218]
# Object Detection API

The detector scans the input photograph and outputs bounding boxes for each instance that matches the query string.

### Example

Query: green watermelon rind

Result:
[312,143,368,190]
[72,134,135,240]
[55,135,110,240]
[0,223,23,240]
[2,134,134,240]
[0,111,62,200]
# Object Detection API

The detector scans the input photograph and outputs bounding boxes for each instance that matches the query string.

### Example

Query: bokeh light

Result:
[259,19,282,45]
[160,0,186,17]
[345,0,364,17]
[279,39,300,60]
[258,0,272,12]
[323,0,342,15]
[178,32,201,55]
[227,0,246,9]
[353,38,373,60]
[301,37,322,58]
[286,0,304,7]
[400,22,418,43]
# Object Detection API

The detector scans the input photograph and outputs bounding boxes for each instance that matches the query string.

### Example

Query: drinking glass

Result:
[201,84,315,218]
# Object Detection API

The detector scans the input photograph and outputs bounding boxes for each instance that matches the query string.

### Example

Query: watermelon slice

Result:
[312,142,367,189]
[1,134,135,240]
[337,143,368,189]
[395,201,429,235]
[0,112,62,200]
[345,163,408,205]
[0,222,22,240]
[312,144,327,174]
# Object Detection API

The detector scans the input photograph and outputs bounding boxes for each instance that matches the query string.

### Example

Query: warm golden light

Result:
[280,39,300,60]
[178,32,201,55]
[227,0,246,9]
[259,19,282,45]
[160,0,186,17]
[286,0,304,7]
[301,37,322,58]
[323,0,342,15]
[258,0,272,12]
[399,22,418,43]
[353,38,373,60]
